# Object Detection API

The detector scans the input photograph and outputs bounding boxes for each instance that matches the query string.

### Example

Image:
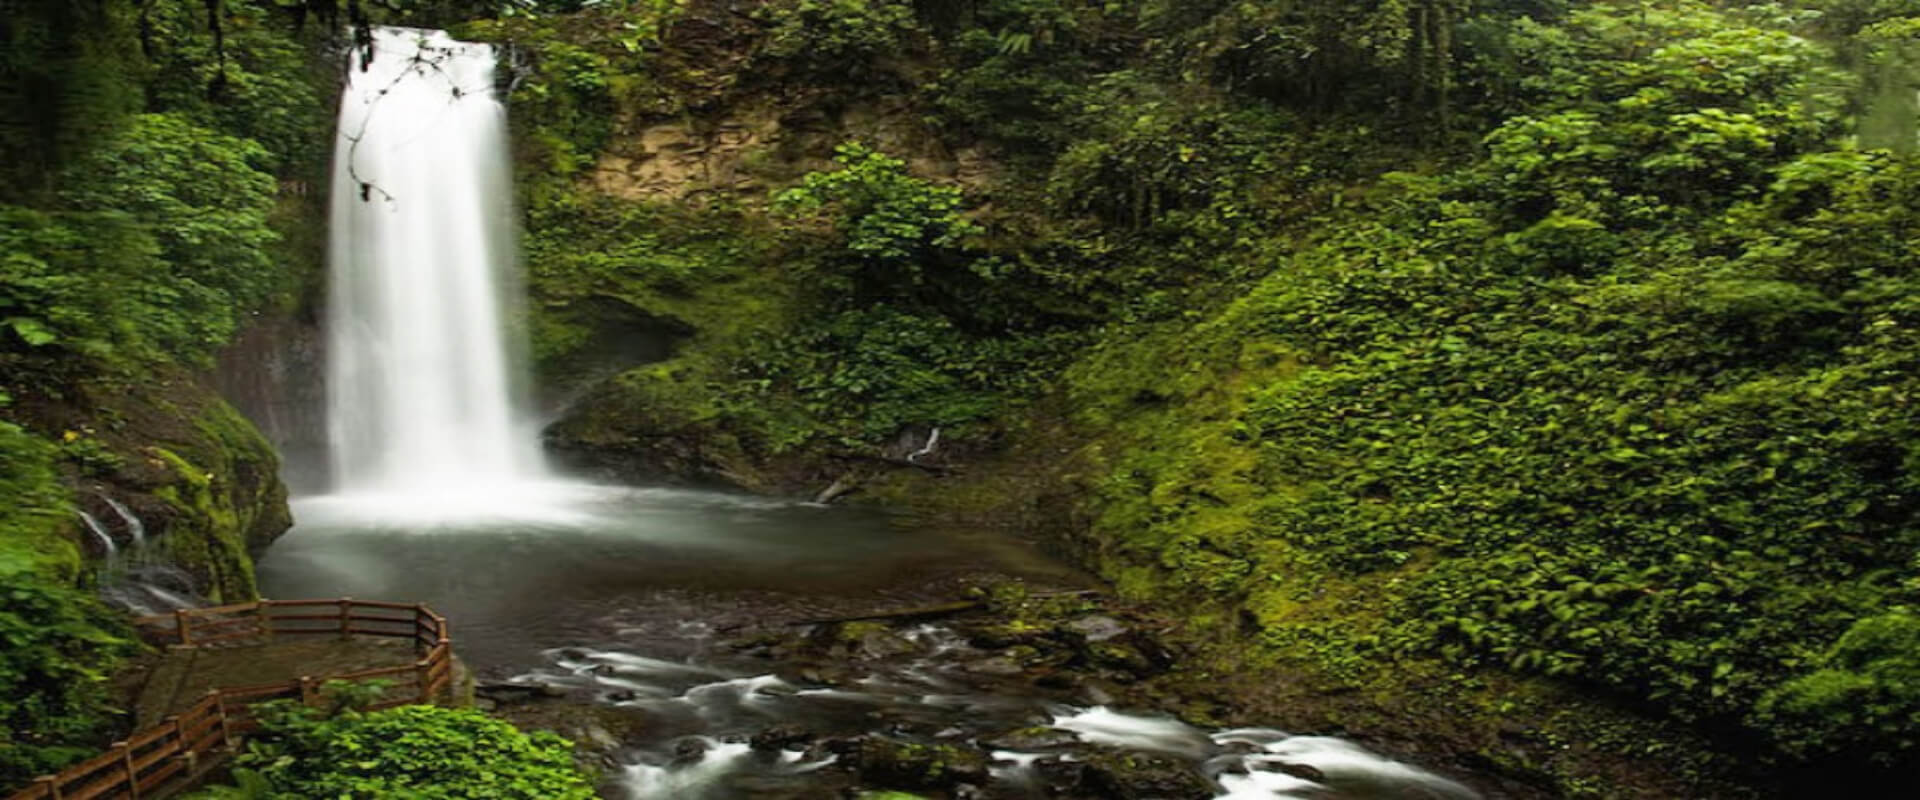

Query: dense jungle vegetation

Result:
[4,0,1920,795]
[486,0,1920,788]
[0,0,493,787]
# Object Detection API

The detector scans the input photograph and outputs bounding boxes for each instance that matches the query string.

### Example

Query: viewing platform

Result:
[9,599,462,800]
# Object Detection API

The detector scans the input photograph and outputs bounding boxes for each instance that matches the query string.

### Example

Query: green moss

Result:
[149,446,254,604]
[0,421,81,581]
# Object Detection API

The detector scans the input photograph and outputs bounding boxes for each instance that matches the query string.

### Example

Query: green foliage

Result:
[143,2,329,174]
[509,0,1920,779]
[758,306,1066,439]
[0,567,133,790]
[0,1,146,201]
[777,142,980,294]
[1136,0,1475,119]
[754,0,923,79]
[2,113,284,371]
[0,423,76,579]
[0,420,127,794]
[1757,610,1920,762]
[230,703,593,799]
[61,113,284,354]
[0,206,157,363]
[1057,0,1920,771]
[461,1,687,199]
[1,6,326,789]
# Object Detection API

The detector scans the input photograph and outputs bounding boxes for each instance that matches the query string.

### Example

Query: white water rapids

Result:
[326,27,544,501]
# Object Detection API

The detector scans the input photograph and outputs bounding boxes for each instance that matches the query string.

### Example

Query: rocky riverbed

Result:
[481,586,1528,799]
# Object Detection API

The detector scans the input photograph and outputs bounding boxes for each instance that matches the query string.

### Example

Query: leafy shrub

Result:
[0,207,158,363]
[1068,1,1920,768]
[1757,610,1920,763]
[0,568,133,791]
[231,703,593,799]
[759,306,1065,439]
[139,0,328,175]
[755,0,922,79]
[0,422,68,574]
[2,115,282,369]
[777,142,978,277]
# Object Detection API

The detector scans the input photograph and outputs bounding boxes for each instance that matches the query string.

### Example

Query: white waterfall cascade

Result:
[325,27,547,503]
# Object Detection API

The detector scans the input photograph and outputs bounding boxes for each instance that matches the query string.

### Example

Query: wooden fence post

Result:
[116,740,139,800]
[210,689,234,747]
[163,714,184,769]
[8,598,459,800]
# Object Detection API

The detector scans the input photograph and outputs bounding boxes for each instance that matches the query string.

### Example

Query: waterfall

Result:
[104,495,145,546]
[77,511,115,558]
[326,27,544,496]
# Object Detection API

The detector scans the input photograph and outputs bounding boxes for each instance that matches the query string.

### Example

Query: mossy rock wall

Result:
[13,371,291,603]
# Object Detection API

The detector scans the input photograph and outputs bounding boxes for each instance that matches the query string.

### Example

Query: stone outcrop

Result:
[587,100,992,204]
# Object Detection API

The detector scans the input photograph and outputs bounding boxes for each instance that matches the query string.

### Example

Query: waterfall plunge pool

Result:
[261,482,1087,669]
[258,483,1491,800]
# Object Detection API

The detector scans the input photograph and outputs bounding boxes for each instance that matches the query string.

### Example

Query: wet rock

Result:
[843,736,990,791]
[1270,761,1326,783]
[962,656,1025,676]
[672,737,710,764]
[958,622,1050,650]
[727,632,784,657]
[474,680,566,703]
[577,723,623,752]
[1013,643,1076,671]
[1088,641,1156,677]
[846,624,920,661]
[1034,670,1081,690]
[1077,683,1117,706]
[751,723,815,752]
[726,775,819,797]
[1067,615,1128,642]
[804,621,923,662]
[1038,751,1213,799]
[605,689,639,703]
[982,725,1079,751]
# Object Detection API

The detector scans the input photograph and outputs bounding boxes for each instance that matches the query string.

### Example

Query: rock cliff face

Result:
[18,370,292,604]
[214,312,330,495]
[586,100,992,205]
[525,93,996,490]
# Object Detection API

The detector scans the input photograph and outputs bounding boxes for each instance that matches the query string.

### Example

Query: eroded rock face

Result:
[213,311,328,494]
[586,101,992,205]
[25,370,293,604]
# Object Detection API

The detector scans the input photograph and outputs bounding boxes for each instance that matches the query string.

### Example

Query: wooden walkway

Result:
[6,599,456,800]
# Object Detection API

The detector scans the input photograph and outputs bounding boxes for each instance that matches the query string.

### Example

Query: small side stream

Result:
[258,484,1498,799]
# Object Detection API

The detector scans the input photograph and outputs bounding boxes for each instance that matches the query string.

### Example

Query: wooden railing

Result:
[7,599,454,800]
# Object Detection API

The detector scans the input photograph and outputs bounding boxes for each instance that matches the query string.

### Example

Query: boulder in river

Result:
[838,735,991,791]
[1037,750,1214,799]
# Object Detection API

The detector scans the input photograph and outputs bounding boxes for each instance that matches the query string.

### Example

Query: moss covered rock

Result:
[10,370,291,604]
